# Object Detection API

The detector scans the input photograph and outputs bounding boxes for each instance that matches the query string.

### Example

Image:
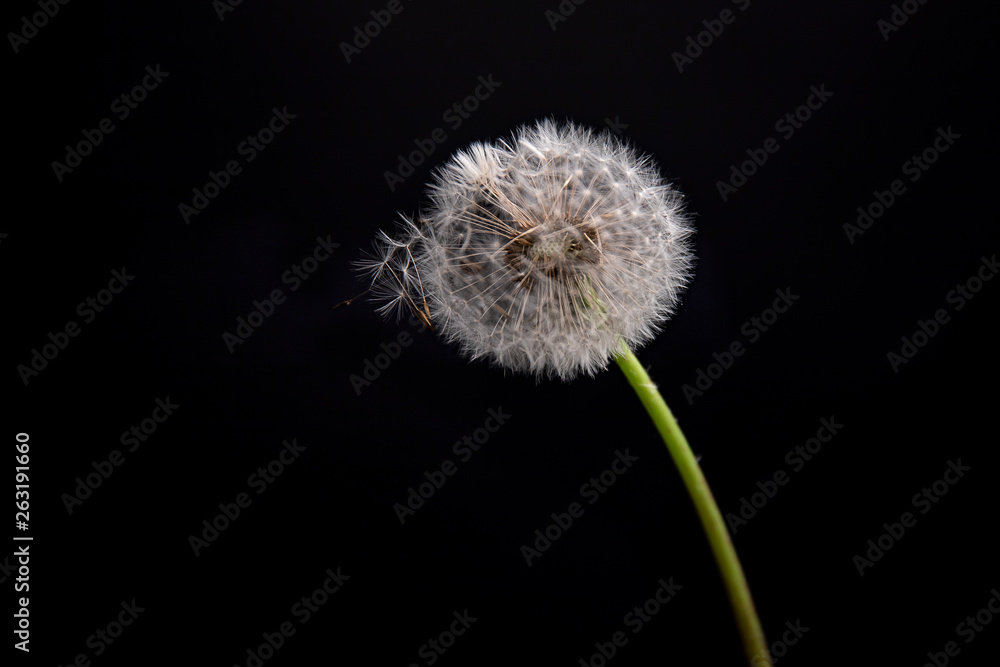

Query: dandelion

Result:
[358,119,694,380]
[356,119,772,667]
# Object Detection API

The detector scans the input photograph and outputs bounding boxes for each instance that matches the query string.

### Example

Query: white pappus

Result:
[357,118,695,381]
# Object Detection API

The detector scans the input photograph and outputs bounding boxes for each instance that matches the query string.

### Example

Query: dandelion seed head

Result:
[359,119,695,380]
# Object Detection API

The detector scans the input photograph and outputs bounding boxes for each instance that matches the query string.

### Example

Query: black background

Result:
[5,1,1000,665]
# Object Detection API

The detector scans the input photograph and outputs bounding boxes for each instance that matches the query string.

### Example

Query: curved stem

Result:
[613,341,772,667]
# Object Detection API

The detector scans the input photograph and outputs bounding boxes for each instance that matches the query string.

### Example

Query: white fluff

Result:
[358,119,695,381]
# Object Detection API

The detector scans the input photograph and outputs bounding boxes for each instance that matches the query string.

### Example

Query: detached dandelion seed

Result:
[356,119,772,667]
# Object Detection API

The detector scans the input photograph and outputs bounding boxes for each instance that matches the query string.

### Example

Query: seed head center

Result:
[527,233,570,260]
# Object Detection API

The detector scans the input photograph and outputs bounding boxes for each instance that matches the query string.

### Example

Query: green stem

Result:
[613,340,771,667]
